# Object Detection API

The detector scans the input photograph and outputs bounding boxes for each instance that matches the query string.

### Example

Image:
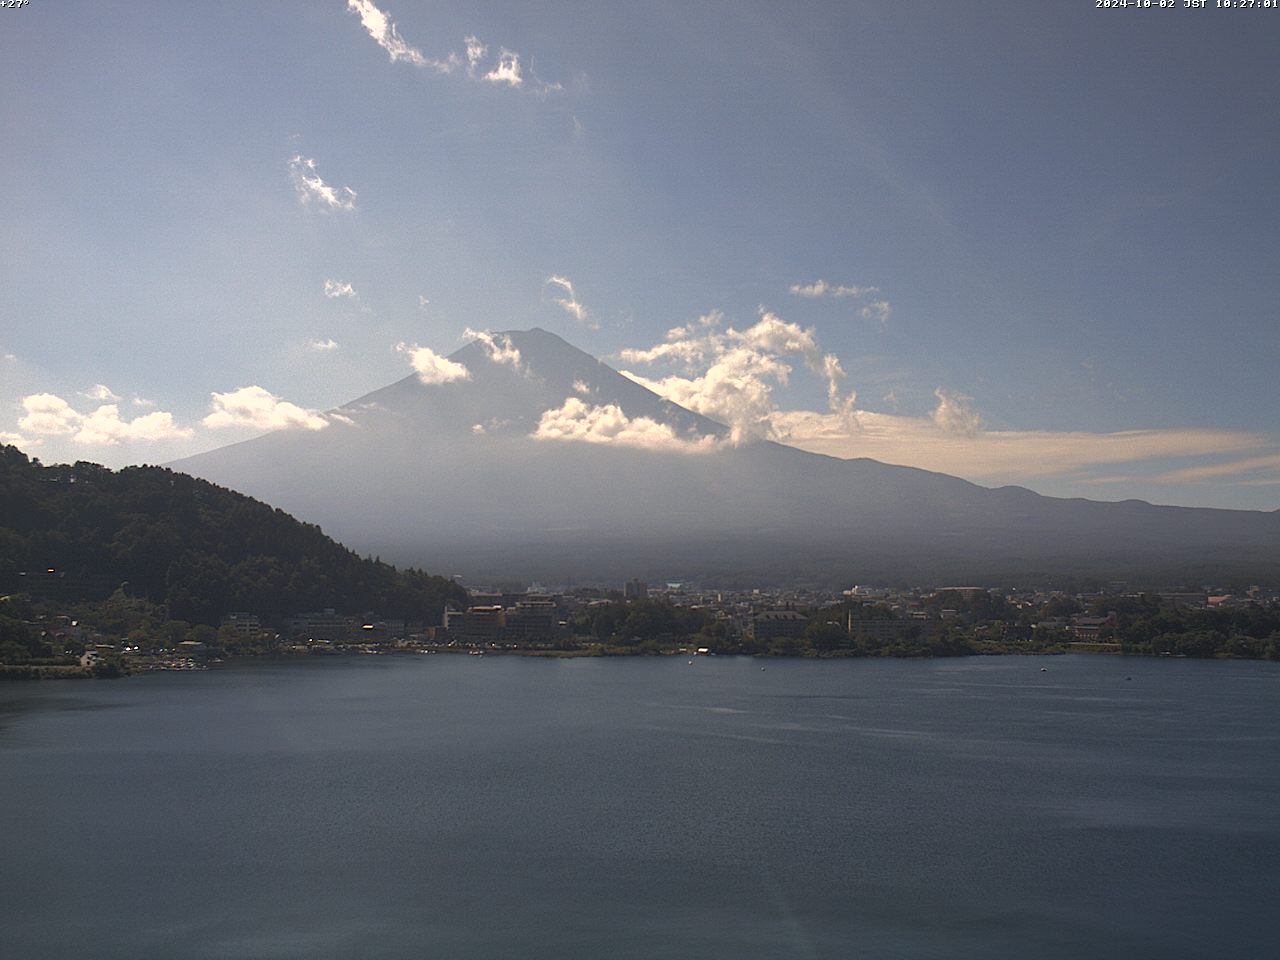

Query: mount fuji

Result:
[174,329,1280,586]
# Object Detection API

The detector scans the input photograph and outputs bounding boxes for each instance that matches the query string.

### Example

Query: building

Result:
[624,579,649,601]
[221,612,261,635]
[750,610,808,642]
[847,617,908,642]
[285,609,355,642]
[505,598,559,639]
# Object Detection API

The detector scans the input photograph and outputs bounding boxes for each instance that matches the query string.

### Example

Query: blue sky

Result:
[2,0,1277,508]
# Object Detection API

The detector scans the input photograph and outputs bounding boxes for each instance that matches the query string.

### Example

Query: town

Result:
[4,574,1280,678]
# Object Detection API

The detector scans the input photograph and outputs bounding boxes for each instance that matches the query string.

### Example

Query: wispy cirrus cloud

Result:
[544,275,596,329]
[204,386,330,432]
[307,338,339,352]
[930,387,981,436]
[346,0,456,70]
[81,383,120,403]
[346,1,559,92]
[790,280,879,299]
[1146,452,1280,485]
[18,393,192,444]
[791,279,892,327]
[289,155,357,211]
[860,300,892,327]
[769,406,1271,487]
[395,342,471,385]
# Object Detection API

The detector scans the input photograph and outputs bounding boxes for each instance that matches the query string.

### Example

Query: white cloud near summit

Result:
[534,397,718,454]
[463,328,523,369]
[396,342,471,385]
[617,309,857,444]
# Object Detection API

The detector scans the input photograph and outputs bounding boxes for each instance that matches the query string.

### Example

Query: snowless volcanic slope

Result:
[174,328,1280,585]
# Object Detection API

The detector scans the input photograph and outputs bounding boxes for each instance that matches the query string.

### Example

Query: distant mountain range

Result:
[174,328,1280,587]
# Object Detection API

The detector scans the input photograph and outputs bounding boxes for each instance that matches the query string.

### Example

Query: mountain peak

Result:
[172,329,1280,586]
[344,326,728,443]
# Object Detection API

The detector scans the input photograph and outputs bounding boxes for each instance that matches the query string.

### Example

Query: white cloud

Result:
[18,393,190,444]
[465,35,487,74]
[790,280,879,299]
[544,275,596,329]
[533,397,719,453]
[0,431,32,446]
[617,311,722,367]
[324,279,357,299]
[789,280,891,326]
[308,338,340,352]
[346,0,458,71]
[618,308,1279,490]
[485,49,523,87]
[203,386,330,432]
[572,379,592,396]
[618,308,857,443]
[860,300,892,326]
[622,349,790,445]
[74,406,193,445]
[289,155,357,211]
[418,295,431,308]
[132,396,155,408]
[463,328,523,369]
[346,4,558,92]
[81,383,120,403]
[18,394,80,435]
[396,342,471,385]
[930,388,981,436]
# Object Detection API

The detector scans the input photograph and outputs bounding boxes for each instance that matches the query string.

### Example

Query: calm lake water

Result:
[2,654,1278,959]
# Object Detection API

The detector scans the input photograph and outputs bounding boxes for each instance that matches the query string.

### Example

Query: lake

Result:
[2,654,1278,959]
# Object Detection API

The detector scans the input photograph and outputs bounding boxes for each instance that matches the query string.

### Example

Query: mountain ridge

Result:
[172,328,1280,586]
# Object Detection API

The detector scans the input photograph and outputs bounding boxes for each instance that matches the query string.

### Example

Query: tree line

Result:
[0,444,467,626]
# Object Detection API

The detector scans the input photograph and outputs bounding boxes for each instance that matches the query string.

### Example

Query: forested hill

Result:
[0,444,467,625]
